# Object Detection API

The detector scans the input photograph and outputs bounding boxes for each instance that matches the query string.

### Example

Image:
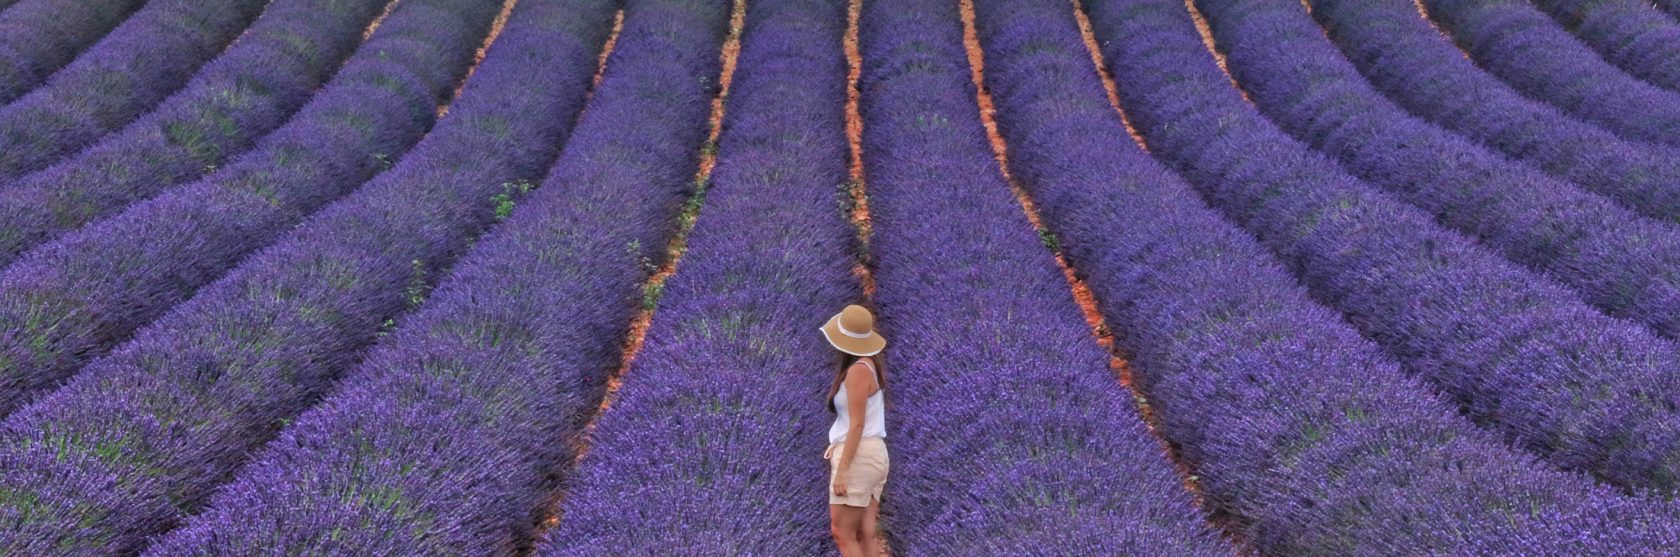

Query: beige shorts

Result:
[826,437,889,507]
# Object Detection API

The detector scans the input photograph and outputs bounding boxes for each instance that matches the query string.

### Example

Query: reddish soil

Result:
[846,0,876,299]
[362,0,400,41]
[1408,0,1471,59]
[1182,0,1252,102]
[527,0,747,545]
[961,0,1218,523]
[1070,1,1151,151]
[440,0,521,117]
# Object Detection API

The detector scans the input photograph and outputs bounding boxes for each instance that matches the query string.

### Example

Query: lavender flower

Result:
[1420,0,1680,146]
[0,0,502,417]
[0,0,390,267]
[0,0,267,178]
[840,0,1228,553]
[1528,0,1680,93]
[1085,0,1680,497]
[1307,0,1680,227]
[961,0,1680,552]
[0,0,147,104]
[145,0,733,553]
[537,0,867,552]
[0,0,617,553]
[1193,0,1680,361]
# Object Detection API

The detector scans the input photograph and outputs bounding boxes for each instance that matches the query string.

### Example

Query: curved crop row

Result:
[0,0,503,417]
[1661,0,1680,19]
[537,1,856,552]
[143,0,731,553]
[1306,0,1680,228]
[977,0,1680,553]
[1419,0,1680,147]
[0,0,146,104]
[0,0,268,179]
[1086,0,1680,494]
[0,0,392,269]
[846,0,1228,553]
[0,0,618,553]
[1193,0,1680,347]
[1529,0,1680,93]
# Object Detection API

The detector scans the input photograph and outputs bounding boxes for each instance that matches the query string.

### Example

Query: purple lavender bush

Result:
[142,0,732,553]
[1528,0,1680,93]
[536,0,858,553]
[1084,0,1680,495]
[1192,0,1680,343]
[0,0,502,417]
[1660,0,1680,19]
[0,0,617,553]
[1419,0,1680,147]
[975,0,1680,554]
[0,0,390,267]
[0,0,146,103]
[838,0,1228,553]
[1307,0,1680,227]
[0,0,267,178]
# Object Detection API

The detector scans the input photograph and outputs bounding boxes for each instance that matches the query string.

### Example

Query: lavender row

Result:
[0,0,502,417]
[1529,0,1680,93]
[844,0,1230,553]
[1306,0,1680,227]
[0,0,391,268]
[1418,0,1680,147]
[1192,0,1680,347]
[0,0,145,104]
[1086,0,1680,494]
[144,0,730,552]
[0,0,268,179]
[537,0,855,552]
[976,0,1680,553]
[0,0,618,553]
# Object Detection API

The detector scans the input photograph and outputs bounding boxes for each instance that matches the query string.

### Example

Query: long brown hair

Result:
[826,349,886,414]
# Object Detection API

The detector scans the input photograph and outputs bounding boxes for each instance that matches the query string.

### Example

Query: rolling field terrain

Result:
[1,0,1678,554]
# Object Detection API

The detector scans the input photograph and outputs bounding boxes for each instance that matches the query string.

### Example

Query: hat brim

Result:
[820,313,886,356]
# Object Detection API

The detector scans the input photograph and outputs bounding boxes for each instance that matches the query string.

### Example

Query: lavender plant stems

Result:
[1085,0,1680,494]
[0,0,391,268]
[535,0,859,552]
[0,0,269,178]
[143,0,733,553]
[0,0,502,417]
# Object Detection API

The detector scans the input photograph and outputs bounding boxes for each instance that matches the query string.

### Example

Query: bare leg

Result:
[860,497,882,557]
[831,504,866,557]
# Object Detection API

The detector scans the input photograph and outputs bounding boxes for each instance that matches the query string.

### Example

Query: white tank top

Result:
[828,358,886,444]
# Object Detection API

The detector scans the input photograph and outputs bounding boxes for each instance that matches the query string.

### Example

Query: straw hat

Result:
[820,304,887,356]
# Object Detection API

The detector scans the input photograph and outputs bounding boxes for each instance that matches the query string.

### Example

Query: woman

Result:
[820,303,889,557]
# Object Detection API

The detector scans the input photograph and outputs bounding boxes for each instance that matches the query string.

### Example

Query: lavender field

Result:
[1,0,1679,554]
